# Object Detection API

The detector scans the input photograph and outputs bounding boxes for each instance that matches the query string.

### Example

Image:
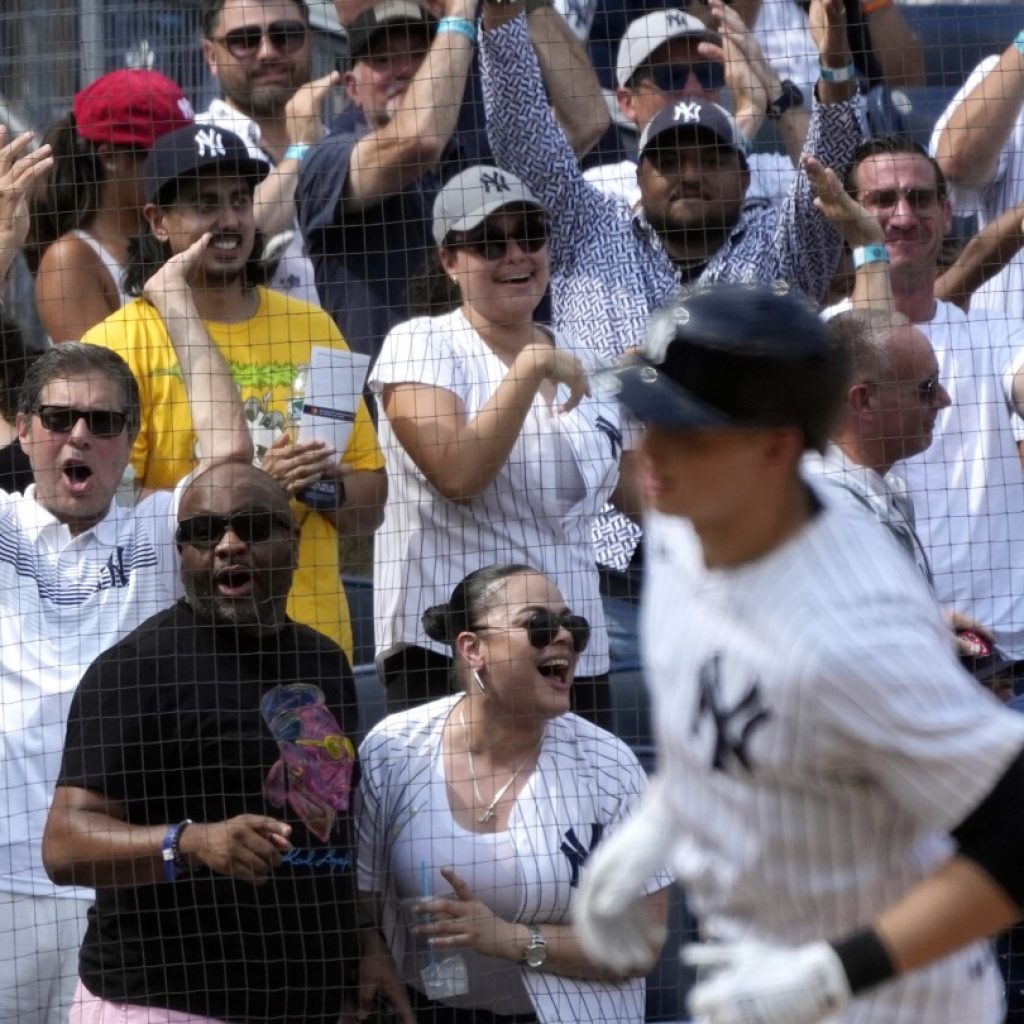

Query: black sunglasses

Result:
[210,19,307,59]
[635,61,725,94]
[475,609,591,653]
[449,214,549,261]
[35,405,129,438]
[175,510,294,549]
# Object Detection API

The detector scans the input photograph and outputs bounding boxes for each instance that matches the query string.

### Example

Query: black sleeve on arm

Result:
[951,744,1024,911]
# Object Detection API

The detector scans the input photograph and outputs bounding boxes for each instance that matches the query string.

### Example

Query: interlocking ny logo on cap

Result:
[673,100,702,124]
[665,10,687,28]
[195,127,226,158]
[479,171,511,194]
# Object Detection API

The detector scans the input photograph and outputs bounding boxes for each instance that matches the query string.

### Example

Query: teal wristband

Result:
[283,143,310,163]
[1015,30,1024,56]
[437,16,478,43]
[852,244,890,270]
[819,61,858,84]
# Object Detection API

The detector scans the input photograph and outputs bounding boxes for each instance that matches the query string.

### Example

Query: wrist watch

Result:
[767,80,804,121]
[522,929,548,969]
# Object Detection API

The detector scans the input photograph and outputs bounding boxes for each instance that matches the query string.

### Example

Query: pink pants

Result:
[69,982,226,1024]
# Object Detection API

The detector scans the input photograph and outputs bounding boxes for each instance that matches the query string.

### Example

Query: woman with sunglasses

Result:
[369,165,631,722]
[356,563,669,1024]
[27,69,194,342]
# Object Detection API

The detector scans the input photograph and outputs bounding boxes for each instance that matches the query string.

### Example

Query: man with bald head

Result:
[43,463,365,1023]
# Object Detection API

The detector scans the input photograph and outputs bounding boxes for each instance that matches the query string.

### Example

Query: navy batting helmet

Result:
[597,281,850,453]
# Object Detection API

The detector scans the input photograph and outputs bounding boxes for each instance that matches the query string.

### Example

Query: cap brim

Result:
[593,360,730,429]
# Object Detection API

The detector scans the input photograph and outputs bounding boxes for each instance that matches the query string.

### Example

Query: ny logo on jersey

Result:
[100,547,128,589]
[479,171,511,194]
[195,128,226,158]
[691,651,771,773]
[560,824,605,888]
[595,415,622,459]
[673,100,702,125]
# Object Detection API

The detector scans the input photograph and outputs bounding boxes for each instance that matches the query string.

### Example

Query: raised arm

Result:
[140,233,253,471]
[861,1,925,88]
[251,72,340,237]
[933,43,1024,189]
[529,4,610,158]
[345,0,476,207]
[0,128,52,287]
[934,200,1024,311]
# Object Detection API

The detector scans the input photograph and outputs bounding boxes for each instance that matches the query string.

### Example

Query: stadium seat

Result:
[343,575,376,668]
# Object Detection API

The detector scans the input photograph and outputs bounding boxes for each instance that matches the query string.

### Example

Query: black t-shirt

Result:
[297,106,471,360]
[0,438,32,494]
[58,600,361,1023]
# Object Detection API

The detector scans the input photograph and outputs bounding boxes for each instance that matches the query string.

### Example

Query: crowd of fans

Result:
[2,0,1024,1020]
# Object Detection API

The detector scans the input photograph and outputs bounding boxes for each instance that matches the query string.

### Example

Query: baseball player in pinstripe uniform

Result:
[574,282,1024,1024]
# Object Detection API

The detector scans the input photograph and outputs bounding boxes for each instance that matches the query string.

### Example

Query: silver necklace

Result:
[459,706,537,824]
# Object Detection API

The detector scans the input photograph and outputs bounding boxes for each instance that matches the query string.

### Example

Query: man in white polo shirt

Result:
[0,130,252,1024]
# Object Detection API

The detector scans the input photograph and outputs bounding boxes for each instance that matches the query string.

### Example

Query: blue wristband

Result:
[1015,30,1024,56]
[437,16,478,43]
[819,61,858,84]
[283,143,310,163]
[161,819,192,882]
[852,244,890,270]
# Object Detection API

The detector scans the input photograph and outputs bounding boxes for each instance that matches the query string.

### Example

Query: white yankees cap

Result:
[432,166,545,246]
[638,97,745,160]
[616,9,719,88]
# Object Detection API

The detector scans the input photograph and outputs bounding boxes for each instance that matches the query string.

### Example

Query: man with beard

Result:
[82,123,386,665]
[198,0,337,304]
[43,461,375,1024]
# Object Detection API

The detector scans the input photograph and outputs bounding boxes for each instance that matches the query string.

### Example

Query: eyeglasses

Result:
[634,61,725,94]
[859,187,941,212]
[474,609,591,653]
[175,510,294,549]
[34,405,129,438]
[870,374,943,403]
[209,20,308,60]
[448,214,549,261]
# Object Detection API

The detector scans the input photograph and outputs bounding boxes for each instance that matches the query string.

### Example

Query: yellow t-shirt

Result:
[82,287,384,659]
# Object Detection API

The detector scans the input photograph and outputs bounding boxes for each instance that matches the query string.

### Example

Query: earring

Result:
[472,668,487,694]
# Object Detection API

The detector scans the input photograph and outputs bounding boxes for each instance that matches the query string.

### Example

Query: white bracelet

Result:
[851,244,890,270]
[819,61,858,84]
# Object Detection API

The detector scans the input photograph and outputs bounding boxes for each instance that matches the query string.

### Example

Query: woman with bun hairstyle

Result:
[27,69,193,341]
[370,164,636,723]
[356,564,669,1024]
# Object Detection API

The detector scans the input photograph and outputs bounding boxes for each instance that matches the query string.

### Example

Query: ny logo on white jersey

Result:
[195,128,226,158]
[673,100,702,125]
[692,651,771,773]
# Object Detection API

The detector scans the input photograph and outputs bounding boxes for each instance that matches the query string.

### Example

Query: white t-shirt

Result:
[642,500,1024,1023]
[369,309,622,676]
[752,0,819,105]
[197,100,321,308]
[0,487,183,897]
[583,151,798,209]
[930,55,1024,320]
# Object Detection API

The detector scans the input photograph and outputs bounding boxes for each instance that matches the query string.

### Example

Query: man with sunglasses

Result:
[199,0,337,305]
[0,145,252,1024]
[44,460,371,1024]
[584,5,805,209]
[831,135,1024,667]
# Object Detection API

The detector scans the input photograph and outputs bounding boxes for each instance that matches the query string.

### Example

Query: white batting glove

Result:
[685,939,851,1024]
[573,778,674,972]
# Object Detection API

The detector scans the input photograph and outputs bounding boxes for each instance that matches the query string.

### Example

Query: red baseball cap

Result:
[73,69,195,150]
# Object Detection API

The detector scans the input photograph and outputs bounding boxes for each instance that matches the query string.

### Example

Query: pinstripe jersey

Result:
[356,695,659,1023]
[369,309,621,676]
[0,485,183,900]
[641,495,1024,1023]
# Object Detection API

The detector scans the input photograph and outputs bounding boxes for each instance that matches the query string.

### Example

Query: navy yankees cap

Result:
[638,96,746,161]
[143,124,269,205]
